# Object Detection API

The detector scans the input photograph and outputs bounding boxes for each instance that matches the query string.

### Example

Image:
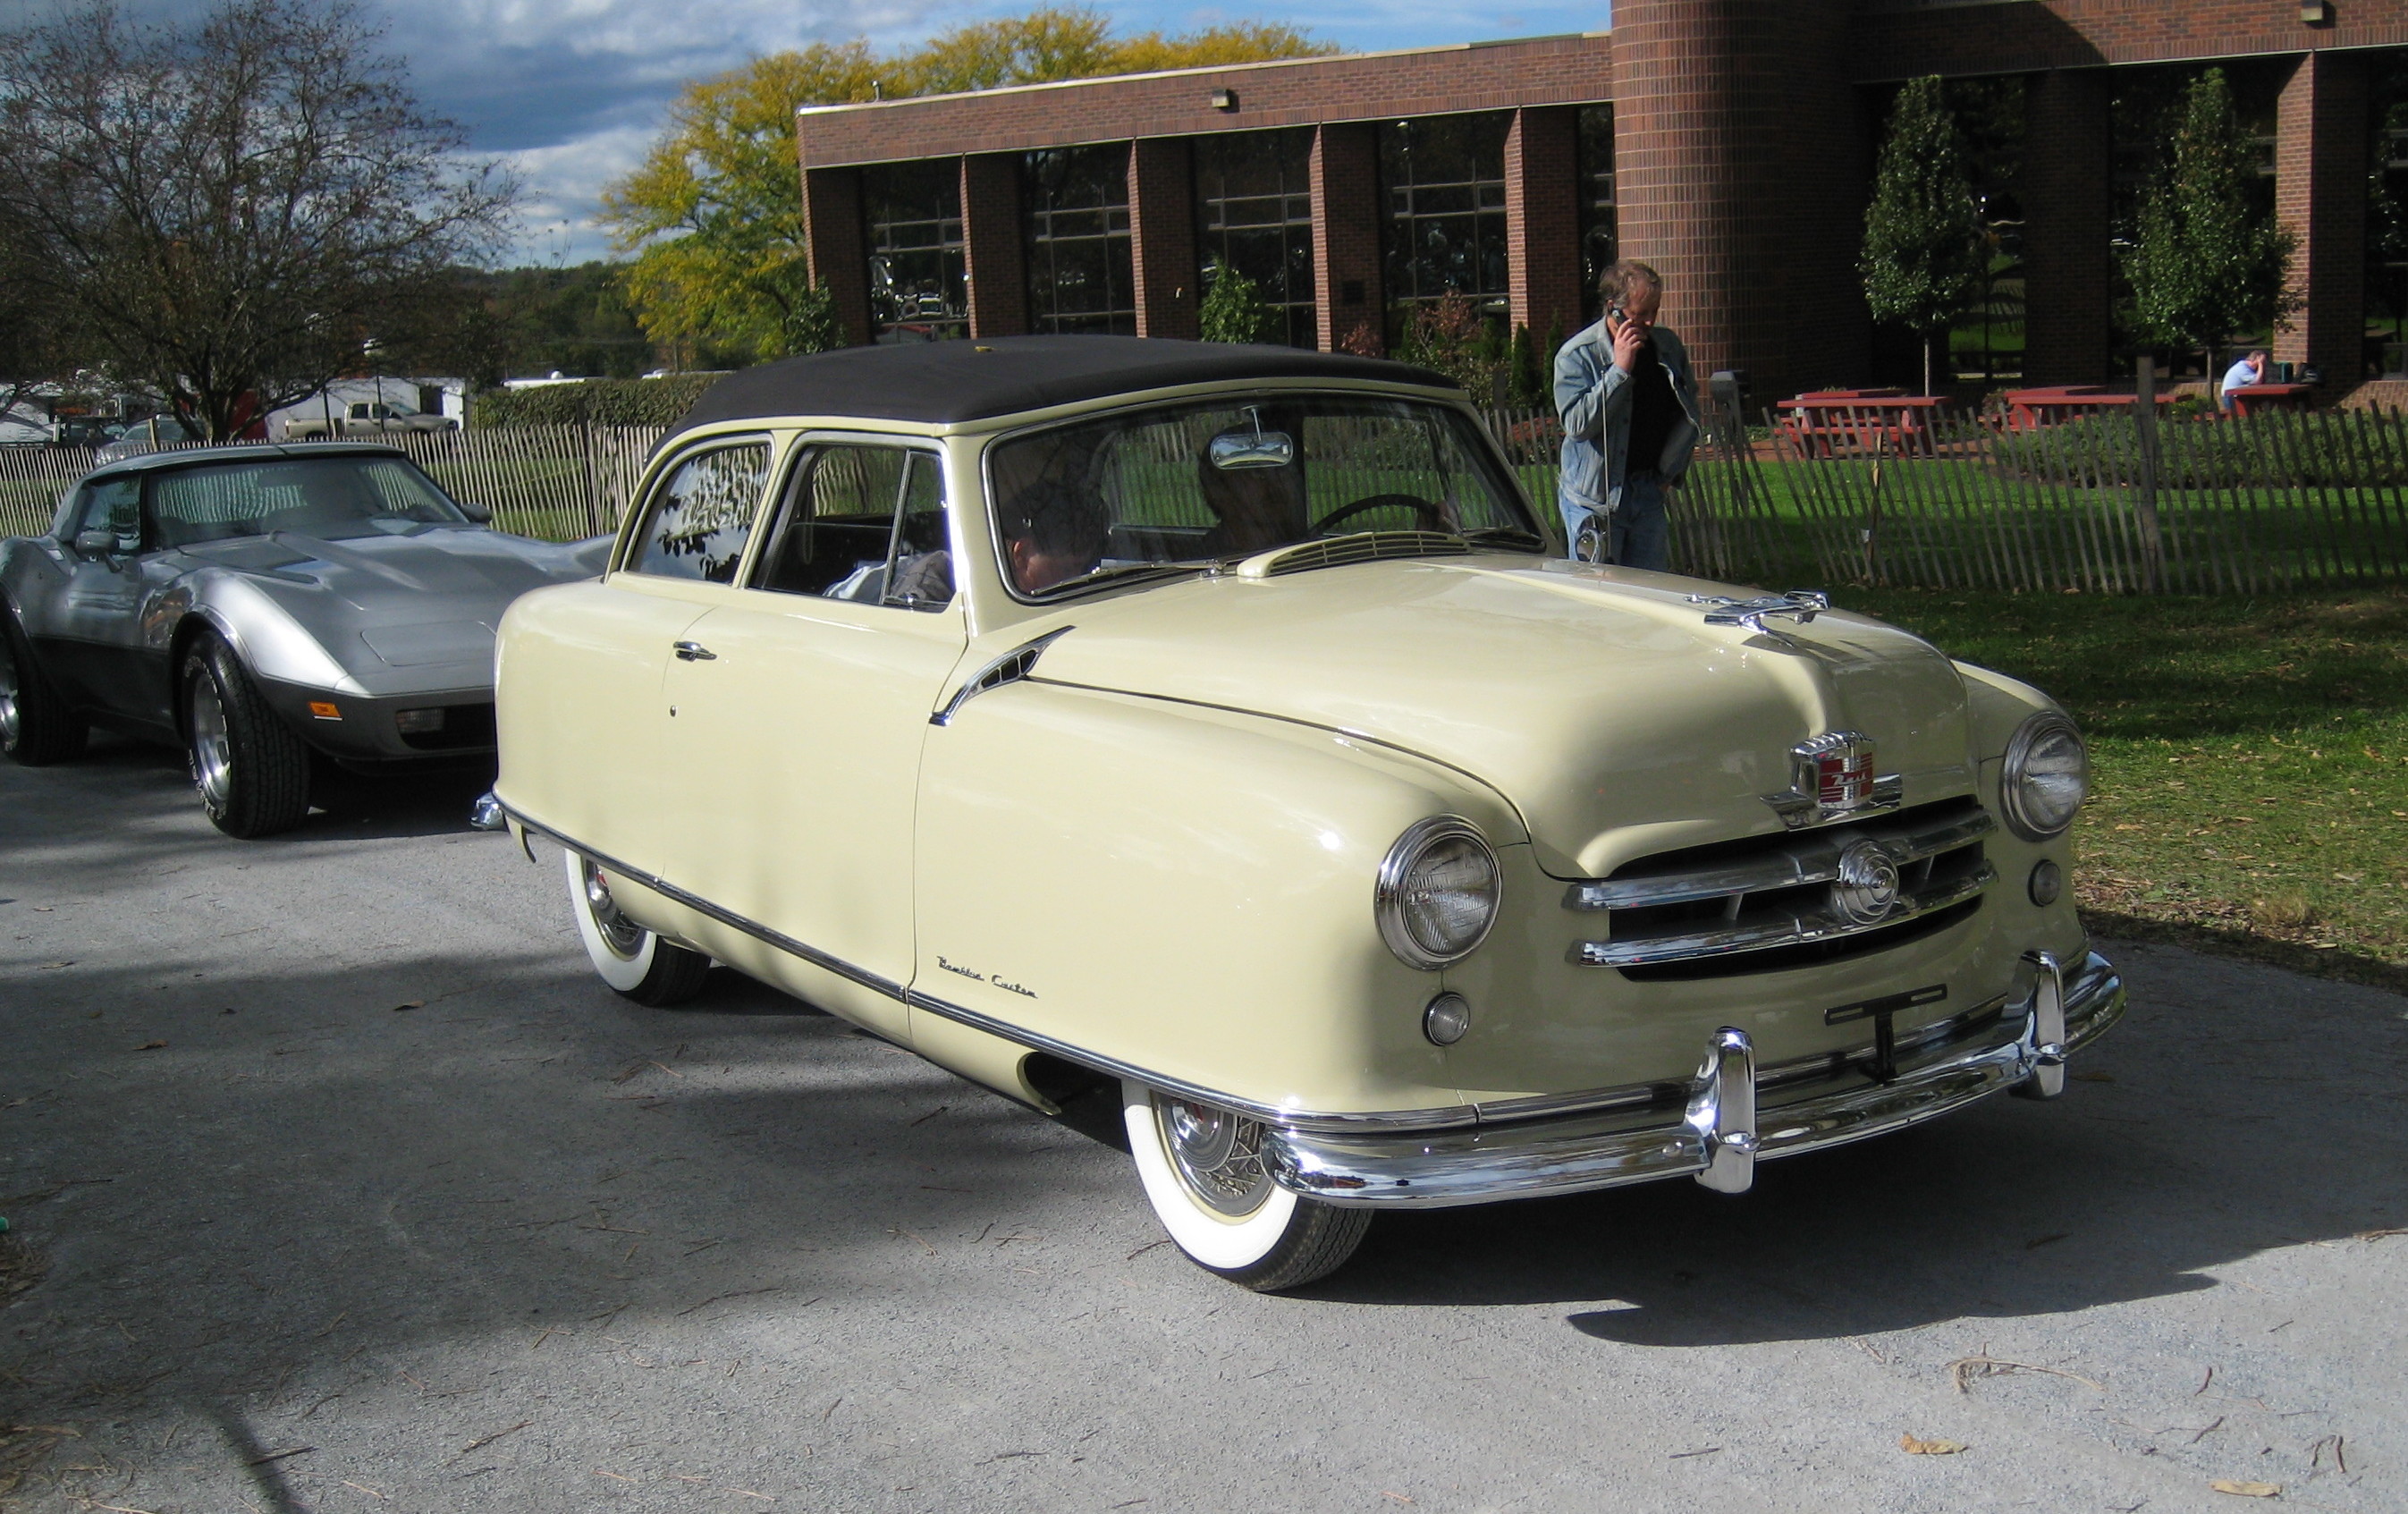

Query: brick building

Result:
[795,1,2408,401]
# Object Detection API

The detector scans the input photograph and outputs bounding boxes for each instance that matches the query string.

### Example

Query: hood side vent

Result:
[1236,531,1470,579]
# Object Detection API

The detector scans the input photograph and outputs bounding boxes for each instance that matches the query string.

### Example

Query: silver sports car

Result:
[0,443,608,836]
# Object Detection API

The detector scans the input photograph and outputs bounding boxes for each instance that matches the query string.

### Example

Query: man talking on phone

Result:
[1552,260,1702,571]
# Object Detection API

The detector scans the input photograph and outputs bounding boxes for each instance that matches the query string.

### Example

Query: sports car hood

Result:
[1031,554,1975,880]
[174,526,609,692]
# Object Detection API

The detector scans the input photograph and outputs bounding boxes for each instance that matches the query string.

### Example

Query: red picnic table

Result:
[2222,382,2316,417]
[1776,390,1943,457]
[2000,385,2176,431]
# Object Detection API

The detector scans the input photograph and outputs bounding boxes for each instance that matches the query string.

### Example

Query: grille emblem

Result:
[1762,730,1905,828]
[1832,839,1902,925]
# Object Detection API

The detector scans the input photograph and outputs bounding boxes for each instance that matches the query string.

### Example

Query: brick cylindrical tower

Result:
[1610,0,1867,402]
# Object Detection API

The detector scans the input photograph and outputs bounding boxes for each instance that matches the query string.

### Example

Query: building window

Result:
[1023,144,1136,335]
[1381,112,1512,335]
[1577,105,1617,325]
[1194,128,1318,348]
[863,162,967,343]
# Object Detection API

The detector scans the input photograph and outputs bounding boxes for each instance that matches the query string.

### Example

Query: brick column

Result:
[800,166,872,348]
[1128,139,1199,341]
[1505,106,1584,341]
[2023,70,2115,386]
[1610,0,1863,399]
[1310,123,1384,355]
[2276,50,2370,386]
[960,153,1028,339]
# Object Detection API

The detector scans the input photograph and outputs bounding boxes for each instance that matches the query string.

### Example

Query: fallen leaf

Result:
[2024,1232,2070,1249]
[392,1001,424,1012]
[2071,1070,2116,1084]
[1899,1434,1967,1455]
[39,962,74,970]
[2209,1481,2280,1498]
[134,1041,166,1052]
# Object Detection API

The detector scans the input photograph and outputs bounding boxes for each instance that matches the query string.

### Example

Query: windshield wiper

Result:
[1462,527,1547,548]
[1031,561,1205,598]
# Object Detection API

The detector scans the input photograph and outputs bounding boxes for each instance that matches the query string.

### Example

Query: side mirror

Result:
[73,528,118,556]
[457,498,492,524]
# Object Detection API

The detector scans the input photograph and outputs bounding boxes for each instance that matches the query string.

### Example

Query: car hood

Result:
[1029,554,1975,879]
[175,526,610,691]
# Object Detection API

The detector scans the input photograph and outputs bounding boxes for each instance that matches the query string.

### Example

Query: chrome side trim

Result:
[501,801,1480,1136]
[1565,805,1995,910]
[929,626,1074,727]
[1569,862,1994,968]
[1263,950,2124,1209]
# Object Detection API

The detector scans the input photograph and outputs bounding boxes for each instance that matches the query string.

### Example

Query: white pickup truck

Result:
[283,401,459,439]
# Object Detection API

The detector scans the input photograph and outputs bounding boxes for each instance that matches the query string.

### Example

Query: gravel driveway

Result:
[3,736,2403,1512]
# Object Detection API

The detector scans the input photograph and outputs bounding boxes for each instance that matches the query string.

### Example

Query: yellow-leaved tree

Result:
[601,7,1331,365]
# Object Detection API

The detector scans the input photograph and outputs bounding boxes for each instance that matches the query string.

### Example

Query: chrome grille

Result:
[1567,799,1994,976]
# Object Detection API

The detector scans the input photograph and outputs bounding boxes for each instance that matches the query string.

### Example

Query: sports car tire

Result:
[182,635,312,838]
[564,850,712,1005]
[0,605,88,766]
[1122,1080,1372,1291]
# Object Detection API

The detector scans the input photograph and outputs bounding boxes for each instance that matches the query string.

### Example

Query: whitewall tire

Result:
[1121,1079,1372,1290]
[564,850,711,1006]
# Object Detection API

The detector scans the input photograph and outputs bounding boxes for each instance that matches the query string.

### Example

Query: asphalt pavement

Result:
[2,733,2403,1513]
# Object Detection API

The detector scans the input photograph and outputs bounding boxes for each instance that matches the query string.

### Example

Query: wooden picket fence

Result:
[8,406,2404,593]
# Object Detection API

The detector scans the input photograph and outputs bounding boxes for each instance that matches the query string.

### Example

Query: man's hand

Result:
[1605,309,1649,376]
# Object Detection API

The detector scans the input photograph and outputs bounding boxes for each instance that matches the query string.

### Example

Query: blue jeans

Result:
[1559,471,1669,571]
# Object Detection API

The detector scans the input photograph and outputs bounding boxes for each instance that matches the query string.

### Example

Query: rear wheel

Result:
[564,850,711,1005]
[0,606,88,765]
[1122,1080,1372,1291]
[182,635,311,837]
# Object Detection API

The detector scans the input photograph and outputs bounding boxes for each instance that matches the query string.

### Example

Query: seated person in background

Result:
[1196,435,1306,558]
[2219,349,2269,411]
[999,477,1110,593]
[887,542,954,606]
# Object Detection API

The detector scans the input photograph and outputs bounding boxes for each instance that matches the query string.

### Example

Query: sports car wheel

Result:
[1122,1080,1372,1291]
[182,636,310,837]
[564,850,711,1005]
[0,606,88,766]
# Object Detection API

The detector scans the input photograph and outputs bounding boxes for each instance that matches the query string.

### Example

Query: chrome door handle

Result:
[673,640,716,662]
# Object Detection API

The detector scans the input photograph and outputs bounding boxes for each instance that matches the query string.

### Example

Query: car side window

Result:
[753,445,952,612]
[625,441,773,583]
[76,477,143,551]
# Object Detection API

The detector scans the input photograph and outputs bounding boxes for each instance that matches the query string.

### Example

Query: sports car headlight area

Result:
[2001,711,2089,840]
[1375,817,1500,969]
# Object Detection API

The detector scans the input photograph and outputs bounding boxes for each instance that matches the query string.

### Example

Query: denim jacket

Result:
[1553,319,1703,520]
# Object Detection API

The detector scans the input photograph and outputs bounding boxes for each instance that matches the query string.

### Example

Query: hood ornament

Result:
[1691,589,1829,636]
[1763,730,1905,829]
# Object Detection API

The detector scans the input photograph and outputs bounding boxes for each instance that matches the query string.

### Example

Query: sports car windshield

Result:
[147,456,469,547]
[985,395,1544,598]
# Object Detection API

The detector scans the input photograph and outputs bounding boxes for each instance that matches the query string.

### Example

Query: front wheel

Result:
[1122,1080,1372,1291]
[182,636,310,837]
[563,850,711,1005]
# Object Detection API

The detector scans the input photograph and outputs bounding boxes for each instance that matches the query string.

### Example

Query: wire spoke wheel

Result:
[562,850,711,1005]
[1122,1080,1372,1290]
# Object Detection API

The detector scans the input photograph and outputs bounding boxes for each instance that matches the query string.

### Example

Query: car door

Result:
[658,439,966,1035]
[38,474,173,727]
[497,434,776,883]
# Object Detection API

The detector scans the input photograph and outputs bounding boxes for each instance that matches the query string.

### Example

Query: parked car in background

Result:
[282,401,458,440]
[93,413,206,462]
[0,443,608,836]
[494,336,2118,1292]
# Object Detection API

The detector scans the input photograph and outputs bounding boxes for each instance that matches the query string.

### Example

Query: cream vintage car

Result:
[492,337,2120,1291]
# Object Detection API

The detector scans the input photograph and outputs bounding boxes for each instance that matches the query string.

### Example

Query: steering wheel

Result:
[1312,493,1447,536]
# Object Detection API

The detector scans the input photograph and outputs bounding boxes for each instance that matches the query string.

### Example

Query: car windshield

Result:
[147,455,469,546]
[984,394,1543,598]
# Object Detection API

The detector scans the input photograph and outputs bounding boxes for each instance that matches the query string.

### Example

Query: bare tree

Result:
[0,0,515,441]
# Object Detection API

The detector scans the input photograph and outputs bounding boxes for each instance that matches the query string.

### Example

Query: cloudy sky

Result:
[41,0,1609,263]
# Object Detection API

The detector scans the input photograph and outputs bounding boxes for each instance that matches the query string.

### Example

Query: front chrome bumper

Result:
[1264,949,2124,1210]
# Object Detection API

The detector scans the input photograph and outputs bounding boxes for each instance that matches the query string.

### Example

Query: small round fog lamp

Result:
[2028,858,2064,908]
[1423,992,1472,1046]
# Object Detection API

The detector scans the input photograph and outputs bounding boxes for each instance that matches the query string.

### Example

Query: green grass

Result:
[1839,587,2408,987]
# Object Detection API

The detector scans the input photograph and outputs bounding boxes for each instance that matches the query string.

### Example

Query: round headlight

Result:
[1375,817,1500,969]
[2001,712,2088,840]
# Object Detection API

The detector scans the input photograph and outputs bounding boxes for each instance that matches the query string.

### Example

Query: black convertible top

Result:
[666,335,1459,435]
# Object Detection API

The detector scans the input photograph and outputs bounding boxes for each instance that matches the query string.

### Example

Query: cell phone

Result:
[1609,305,1626,324]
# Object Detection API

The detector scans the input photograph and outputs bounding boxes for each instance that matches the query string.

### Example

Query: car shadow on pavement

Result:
[1305,943,2405,1343]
